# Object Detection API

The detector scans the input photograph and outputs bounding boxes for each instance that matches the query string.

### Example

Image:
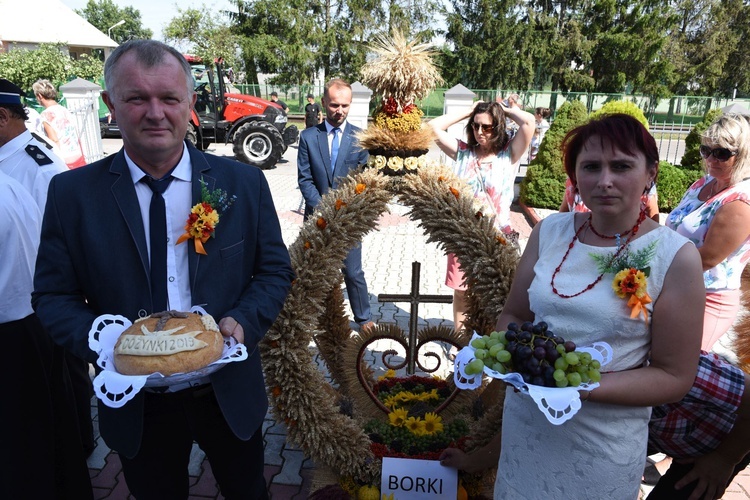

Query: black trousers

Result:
[647,452,750,499]
[0,314,93,499]
[120,385,268,500]
[65,349,95,454]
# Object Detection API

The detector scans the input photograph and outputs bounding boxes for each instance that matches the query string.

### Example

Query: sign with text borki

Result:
[380,457,458,499]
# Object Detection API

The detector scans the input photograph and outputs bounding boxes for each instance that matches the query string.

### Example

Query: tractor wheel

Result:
[185,123,205,151]
[232,121,284,169]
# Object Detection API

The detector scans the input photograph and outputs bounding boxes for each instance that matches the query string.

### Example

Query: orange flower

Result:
[316,217,327,229]
[496,235,507,245]
[449,187,460,199]
[304,241,311,249]
[438,176,446,182]
[475,211,484,219]
[355,183,366,194]
[272,386,282,397]
[335,199,346,210]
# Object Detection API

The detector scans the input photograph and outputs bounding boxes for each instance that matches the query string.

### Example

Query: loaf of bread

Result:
[113,311,224,376]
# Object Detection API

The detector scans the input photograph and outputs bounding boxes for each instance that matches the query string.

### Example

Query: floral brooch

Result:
[176,179,236,255]
[593,241,656,323]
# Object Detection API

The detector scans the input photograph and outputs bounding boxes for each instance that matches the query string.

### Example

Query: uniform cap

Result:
[0,79,23,105]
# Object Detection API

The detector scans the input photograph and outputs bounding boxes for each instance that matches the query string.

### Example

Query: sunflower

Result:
[405,417,426,436]
[422,412,444,435]
[612,268,648,299]
[388,408,409,427]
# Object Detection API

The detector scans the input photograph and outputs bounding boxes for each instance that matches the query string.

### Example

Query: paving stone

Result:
[188,443,206,477]
[263,433,286,466]
[273,448,306,486]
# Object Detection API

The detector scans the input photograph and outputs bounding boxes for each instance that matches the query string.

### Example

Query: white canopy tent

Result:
[0,0,117,58]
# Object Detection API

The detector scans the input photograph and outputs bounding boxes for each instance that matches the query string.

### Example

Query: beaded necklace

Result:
[588,219,632,240]
[551,211,646,299]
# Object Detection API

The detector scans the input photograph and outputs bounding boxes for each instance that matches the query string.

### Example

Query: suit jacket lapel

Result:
[314,123,334,185]
[188,145,214,294]
[109,151,149,277]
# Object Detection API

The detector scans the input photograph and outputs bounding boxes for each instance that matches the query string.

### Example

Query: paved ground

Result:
[85,138,750,499]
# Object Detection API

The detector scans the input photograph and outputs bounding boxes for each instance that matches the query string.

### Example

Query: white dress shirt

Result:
[0,130,67,211]
[125,143,193,311]
[0,172,42,323]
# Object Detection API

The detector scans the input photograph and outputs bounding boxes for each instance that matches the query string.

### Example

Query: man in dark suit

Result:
[297,78,373,330]
[32,40,294,499]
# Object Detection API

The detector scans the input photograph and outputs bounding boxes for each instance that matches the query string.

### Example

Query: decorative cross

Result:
[377,261,453,374]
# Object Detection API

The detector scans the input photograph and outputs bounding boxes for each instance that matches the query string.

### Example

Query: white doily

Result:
[454,332,612,425]
[88,306,248,408]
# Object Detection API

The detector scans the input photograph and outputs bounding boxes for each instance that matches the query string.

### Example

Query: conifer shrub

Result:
[520,100,588,209]
[590,100,649,128]
[656,161,702,213]
[681,109,723,171]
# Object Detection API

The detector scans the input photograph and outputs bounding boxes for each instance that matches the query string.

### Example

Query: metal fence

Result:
[237,83,748,126]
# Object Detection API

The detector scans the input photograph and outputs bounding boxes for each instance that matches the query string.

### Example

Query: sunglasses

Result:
[471,122,494,134]
[699,145,738,162]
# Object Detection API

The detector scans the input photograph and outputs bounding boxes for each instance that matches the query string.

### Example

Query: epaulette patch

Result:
[25,144,54,166]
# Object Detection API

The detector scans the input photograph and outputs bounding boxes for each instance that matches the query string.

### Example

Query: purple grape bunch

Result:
[464,321,602,388]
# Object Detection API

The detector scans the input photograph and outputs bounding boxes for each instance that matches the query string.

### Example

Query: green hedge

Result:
[681,109,723,170]
[657,162,703,212]
[520,100,589,209]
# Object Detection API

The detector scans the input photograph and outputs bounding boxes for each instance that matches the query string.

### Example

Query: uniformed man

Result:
[0,79,93,497]
[0,78,67,208]
[0,78,95,456]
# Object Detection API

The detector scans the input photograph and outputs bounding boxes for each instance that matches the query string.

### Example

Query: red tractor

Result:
[184,55,298,169]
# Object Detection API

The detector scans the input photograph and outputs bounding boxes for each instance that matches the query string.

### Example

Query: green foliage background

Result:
[681,108,723,170]
[519,100,589,209]
[0,44,103,93]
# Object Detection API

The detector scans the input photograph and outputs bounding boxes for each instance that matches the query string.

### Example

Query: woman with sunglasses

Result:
[667,113,750,351]
[429,100,535,332]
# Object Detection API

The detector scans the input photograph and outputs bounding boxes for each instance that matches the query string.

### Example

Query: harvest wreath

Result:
[260,164,520,496]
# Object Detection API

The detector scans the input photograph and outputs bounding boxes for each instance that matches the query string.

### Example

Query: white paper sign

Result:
[380,457,458,499]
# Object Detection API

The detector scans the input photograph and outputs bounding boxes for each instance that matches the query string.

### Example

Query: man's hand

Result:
[218,316,244,344]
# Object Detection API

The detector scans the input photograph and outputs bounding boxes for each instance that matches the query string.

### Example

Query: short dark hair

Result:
[270,91,278,97]
[104,39,194,97]
[464,101,509,153]
[563,113,659,184]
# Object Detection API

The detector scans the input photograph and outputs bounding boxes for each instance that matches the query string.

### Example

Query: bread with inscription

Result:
[113,311,224,376]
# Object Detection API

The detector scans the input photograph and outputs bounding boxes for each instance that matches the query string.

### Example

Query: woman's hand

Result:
[673,454,736,500]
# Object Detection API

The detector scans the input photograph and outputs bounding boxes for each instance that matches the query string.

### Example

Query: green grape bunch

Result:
[463,321,602,388]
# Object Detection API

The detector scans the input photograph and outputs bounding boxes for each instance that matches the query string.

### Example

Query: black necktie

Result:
[143,175,174,312]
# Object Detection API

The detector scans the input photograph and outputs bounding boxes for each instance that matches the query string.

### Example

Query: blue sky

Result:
[60,0,236,41]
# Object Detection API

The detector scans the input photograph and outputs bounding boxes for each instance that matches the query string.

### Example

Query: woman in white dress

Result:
[442,114,705,498]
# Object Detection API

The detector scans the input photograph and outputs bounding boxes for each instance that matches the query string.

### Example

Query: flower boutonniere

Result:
[176,179,236,255]
[592,241,657,323]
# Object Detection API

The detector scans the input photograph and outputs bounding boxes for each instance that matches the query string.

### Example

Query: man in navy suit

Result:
[32,40,293,499]
[297,79,373,330]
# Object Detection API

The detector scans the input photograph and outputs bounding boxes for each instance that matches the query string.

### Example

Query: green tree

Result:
[76,0,153,43]
[585,0,676,97]
[664,0,738,97]
[590,100,649,128]
[0,43,102,92]
[520,100,589,208]
[717,0,750,97]
[163,6,240,68]
[438,0,535,89]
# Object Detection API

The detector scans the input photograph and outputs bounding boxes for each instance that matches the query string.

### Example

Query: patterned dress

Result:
[666,175,750,291]
[495,213,690,499]
[41,104,85,168]
[452,139,514,232]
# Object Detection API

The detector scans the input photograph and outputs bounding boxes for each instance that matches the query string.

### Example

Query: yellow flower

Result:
[612,268,648,299]
[405,416,426,436]
[388,408,408,427]
[422,412,444,435]
[383,395,399,408]
[378,369,396,380]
